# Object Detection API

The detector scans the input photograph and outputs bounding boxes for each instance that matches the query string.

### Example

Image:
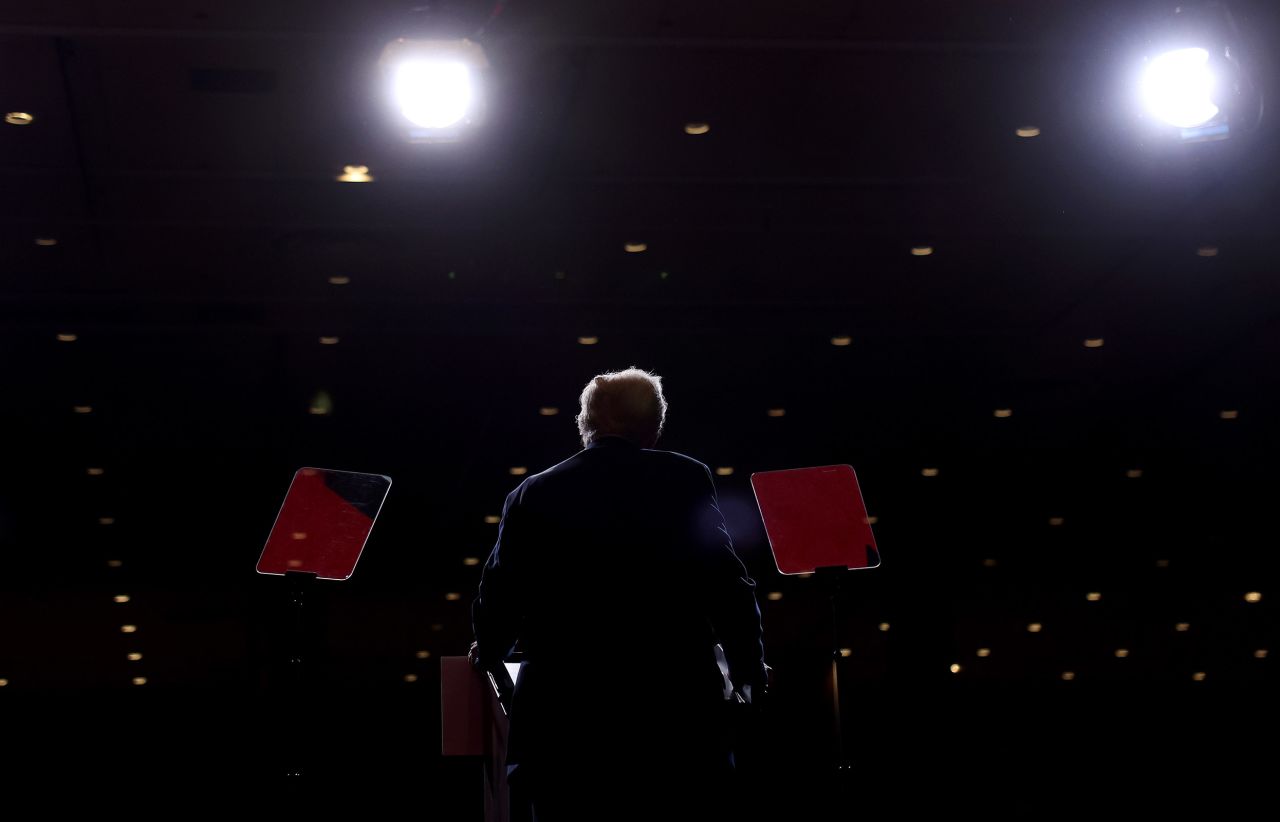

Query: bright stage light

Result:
[1141,47,1219,128]
[381,39,488,143]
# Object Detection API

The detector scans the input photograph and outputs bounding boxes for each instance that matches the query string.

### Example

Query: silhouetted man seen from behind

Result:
[471,366,767,819]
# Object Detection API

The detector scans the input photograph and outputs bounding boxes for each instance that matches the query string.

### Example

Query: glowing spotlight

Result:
[1244,591,1262,603]
[132,677,147,686]
[684,122,710,135]
[336,165,373,183]
[5,112,34,125]
[1141,48,1219,129]
[416,650,432,659]
[539,407,559,416]
[910,245,934,256]
[127,653,142,662]
[950,663,962,674]
[381,39,488,142]
[1015,126,1041,138]
[715,467,734,477]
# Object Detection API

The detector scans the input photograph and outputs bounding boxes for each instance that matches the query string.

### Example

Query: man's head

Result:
[576,366,668,449]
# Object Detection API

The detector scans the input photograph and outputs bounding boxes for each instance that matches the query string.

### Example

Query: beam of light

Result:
[394,60,474,129]
[1141,47,1220,128]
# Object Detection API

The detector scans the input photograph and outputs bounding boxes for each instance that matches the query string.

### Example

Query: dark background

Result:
[0,0,1274,810]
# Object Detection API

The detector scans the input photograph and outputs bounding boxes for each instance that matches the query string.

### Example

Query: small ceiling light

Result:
[107,560,123,568]
[1156,559,1170,568]
[0,678,9,686]
[463,557,480,566]
[1115,648,1130,658]
[715,467,734,476]
[484,515,500,524]
[838,648,853,658]
[1084,338,1105,348]
[1015,125,1041,138]
[290,532,307,541]
[539,407,559,416]
[865,516,879,525]
[1061,671,1076,681]
[994,408,1013,418]
[132,677,148,686]
[982,558,998,568]
[921,468,940,478]
[120,625,137,633]
[1027,623,1043,633]
[34,237,58,247]
[113,595,130,604]
[910,246,934,256]
[577,336,599,345]
[415,650,432,659]
[319,336,340,345]
[509,466,528,476]
[1191,671,1207,682]
[1126,469,1144,479]
[830,335,852,347]
[404,674,419,683]
[328,275,351,285]
[1175,622,1191,632]
[98,517,115,525]
[1254,649,1268,659]
[5,112,34,125]
[87,467,105,476]
[766,408,786,417]
[309,391,333,416]
[977,648,991,658]
[1196,246,1219,257]
[56,333,78,342]
[126,653,142,662]
[73,406,93,414]
[1049,517,1065,527]
[623,242,648,253]
[1141,48,1219,129]
[336,164,373,183]
[878,622,891,632]
[684,122,711,135]
[950,663,962,674]
[658,270,670,279]
[1244,591,1262,603]
[1086,592,1102,602]
[430,623,444,632]
[763,592,784,602]
[1219,410,1238,420]
[381,38,489,142]
[445,592,462,602]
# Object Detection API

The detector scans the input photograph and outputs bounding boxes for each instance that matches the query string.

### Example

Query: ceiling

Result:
[0,0,1276,789]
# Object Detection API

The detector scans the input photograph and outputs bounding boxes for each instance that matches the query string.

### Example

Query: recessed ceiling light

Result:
[1156,559,1170,568]
[1049,517,1065,526]
[715,467,734,476]
[1244,591,1262,603]
[910,245,934,256]
[766,408,786,417]
[1015,125,1041,138]
[0,678,10,686]
[1191,672,1206,681]
[484,515,500,524]
[509,466,528,476]
[838,648,852,658]
[1175,622,1190,632]
[766,592,783,601]
[623,242,647,253]
[878,622,890,632]
[403,674,419,683]
[132,677,147,686]
[830,335,852,346]
[445,592,462,601]
[1255,649,1269,659]
[1196,246,1219,257]
[56,333,77,342]
[976,648,991,658]
[865,516,879,525]
[113,595,130,604]
[463,557,480,566]
[107,560,123,568]
[539,407,559,416]
[5,112,34,125]
[950,663,962,673]
[1115,648,1130,658]
[921,468,939,477]
[982,558,998,568]
[577,336,599,345]
[1061,671,1076,681]
[1027,623,1043,633]
[34,237,58,247]
[994,408,1013,418]
[73,406,93,414]
[1220,410,1238,420]
[684,122,710,135]
[98,517,115,525]
[120,625,137,633]
[318,336,340,345]
[1084,338,1105,348]
[1126,469,1144,478]
[415,650,431,659]
[87,467,105,476]
[1086,592,1102,601]
[336,164,373,183]
[126,653,142,662]
[430,623,444,632]
[328,275,350,285]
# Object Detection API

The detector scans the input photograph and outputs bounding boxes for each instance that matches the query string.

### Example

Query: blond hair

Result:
[576,367,668,448]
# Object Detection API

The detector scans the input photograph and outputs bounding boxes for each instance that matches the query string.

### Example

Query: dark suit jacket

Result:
[471,434,766,774]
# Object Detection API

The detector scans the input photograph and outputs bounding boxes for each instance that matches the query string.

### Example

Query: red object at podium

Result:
[750,464,880,575]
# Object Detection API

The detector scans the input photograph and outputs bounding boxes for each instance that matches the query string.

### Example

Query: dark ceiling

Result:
[0,0,1276,795]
